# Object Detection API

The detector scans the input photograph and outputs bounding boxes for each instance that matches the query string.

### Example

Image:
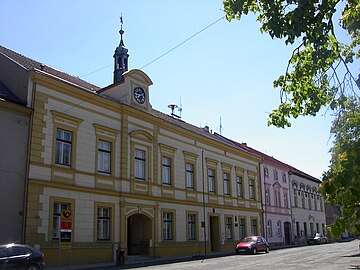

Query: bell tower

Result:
[113,17,129,84]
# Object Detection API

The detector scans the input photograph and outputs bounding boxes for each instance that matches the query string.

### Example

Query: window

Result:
[293,190,298,207]
[275,190,281,207]
[208,169,215,193]
[282,173,287,183]
[98,140,111,173]
[239,218,246,239]
[97,207,110,240]
[302,192,305,208]
[52,202,70,240]
[163,212,173,240]
[303,222,308,237]
[296,222,300,237]
[251,219,258,236]
[55,129,72,166]
[236,176,243,197]
[265,189,270,205]
[277,221,282,237]
[267,220,272,237]
[135,149,146,180]
[273,169,278,181]
[316,223,319,233]
[187,214,196,240]
[186,163,194,189]
[308,194,312,209]
[310,222,314,235]
[162,157,171,185]
[314,196,318,210]
[223,173,230,195]
[225,217,233,239]
[249,179,255,199]
[284,192,288,208]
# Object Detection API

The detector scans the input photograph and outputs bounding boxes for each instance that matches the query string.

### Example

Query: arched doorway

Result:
[284,222,291,245]
[127,214,152,255]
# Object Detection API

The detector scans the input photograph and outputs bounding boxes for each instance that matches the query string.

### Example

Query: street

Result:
[113,239,360,270]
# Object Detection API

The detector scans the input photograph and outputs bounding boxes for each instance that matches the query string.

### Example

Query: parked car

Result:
[235,236,270,255]
[0,243,45,270]
[307,233,328,245]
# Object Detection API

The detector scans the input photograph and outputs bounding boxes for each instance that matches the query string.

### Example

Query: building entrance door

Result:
[127,214,152,255]
[284,222,291,245]
[209,216,220,252]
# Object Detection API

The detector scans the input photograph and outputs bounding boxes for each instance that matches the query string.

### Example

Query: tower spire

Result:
[113,15,129,84]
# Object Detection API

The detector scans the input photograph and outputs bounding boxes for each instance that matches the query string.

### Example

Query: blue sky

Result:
[2,0,353,178]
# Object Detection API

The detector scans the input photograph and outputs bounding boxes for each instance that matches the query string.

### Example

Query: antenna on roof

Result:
[220,117,223,135]
[178,96,183,118]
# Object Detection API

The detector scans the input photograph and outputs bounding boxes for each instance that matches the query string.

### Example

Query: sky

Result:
[2,0,355,179]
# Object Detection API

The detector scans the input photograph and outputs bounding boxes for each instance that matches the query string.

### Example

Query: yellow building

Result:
[0,27,262,267]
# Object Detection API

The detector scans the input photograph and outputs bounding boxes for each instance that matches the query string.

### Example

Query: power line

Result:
[140,16,225,69]
[79,16,225,78]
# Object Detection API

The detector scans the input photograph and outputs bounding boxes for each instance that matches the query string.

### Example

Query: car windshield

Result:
[310,233,320,238]
[241,237,256,243]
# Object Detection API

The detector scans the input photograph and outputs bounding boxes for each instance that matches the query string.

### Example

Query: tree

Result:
[223,0,360,236]
[320,98,360,236]
[223,0,359,128]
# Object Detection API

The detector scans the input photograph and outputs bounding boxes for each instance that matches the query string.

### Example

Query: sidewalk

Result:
[46,244,300,270]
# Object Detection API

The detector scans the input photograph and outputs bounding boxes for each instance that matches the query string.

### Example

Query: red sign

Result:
[61,221,72,232]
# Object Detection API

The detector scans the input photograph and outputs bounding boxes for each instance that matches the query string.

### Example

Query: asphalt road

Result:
[115,239,360,270]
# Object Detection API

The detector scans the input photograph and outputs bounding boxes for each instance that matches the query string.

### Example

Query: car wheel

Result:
[26,265,40,270]
[252,248,257,255]
[265,247,269,253]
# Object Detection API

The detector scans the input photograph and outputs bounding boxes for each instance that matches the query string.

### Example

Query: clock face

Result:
[134,87,145,104]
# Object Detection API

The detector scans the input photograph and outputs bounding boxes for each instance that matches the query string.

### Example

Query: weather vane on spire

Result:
[119,14,125,45]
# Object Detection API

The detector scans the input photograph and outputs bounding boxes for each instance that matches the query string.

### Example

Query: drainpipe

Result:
[258,160,266,239]
[201,150,207,258]
[22,79,36,244]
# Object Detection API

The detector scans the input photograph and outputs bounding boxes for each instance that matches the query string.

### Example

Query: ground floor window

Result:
[163,212,173,240]
[97,207,111,240]
[187,214,196,240]
[277,221,282,237]
[239,218,246,239]
[251,219,258,236]
[225,217,232,239]
[52,202,70,240]
[267,220,272,237]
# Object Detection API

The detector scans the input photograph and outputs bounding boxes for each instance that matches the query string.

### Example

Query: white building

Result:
[289,170,326,244]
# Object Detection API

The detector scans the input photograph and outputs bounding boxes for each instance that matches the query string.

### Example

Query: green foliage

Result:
[320,98,360,236]
[223,0,359,128]
[224,0,360,237]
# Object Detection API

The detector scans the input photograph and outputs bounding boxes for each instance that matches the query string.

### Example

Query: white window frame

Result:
[239,218,246,239]
[55,129,72,166]
[52,202,70,240]
[135,148,146,180]
[185,163,194,189]
[98,140,111,174]
[223,173,230,195]
[163,212,173,240]
[97,207,111,241]
[267,220,272,237]
[225,217,233,239]
[277,221,282,237]
[187,214,196,240]
[208,169,215,193]
[162,156,171,185]
[236,176,243,197]
[249,179,255,199]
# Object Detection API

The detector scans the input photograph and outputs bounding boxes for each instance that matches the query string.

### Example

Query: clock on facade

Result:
[133,87,145,104]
